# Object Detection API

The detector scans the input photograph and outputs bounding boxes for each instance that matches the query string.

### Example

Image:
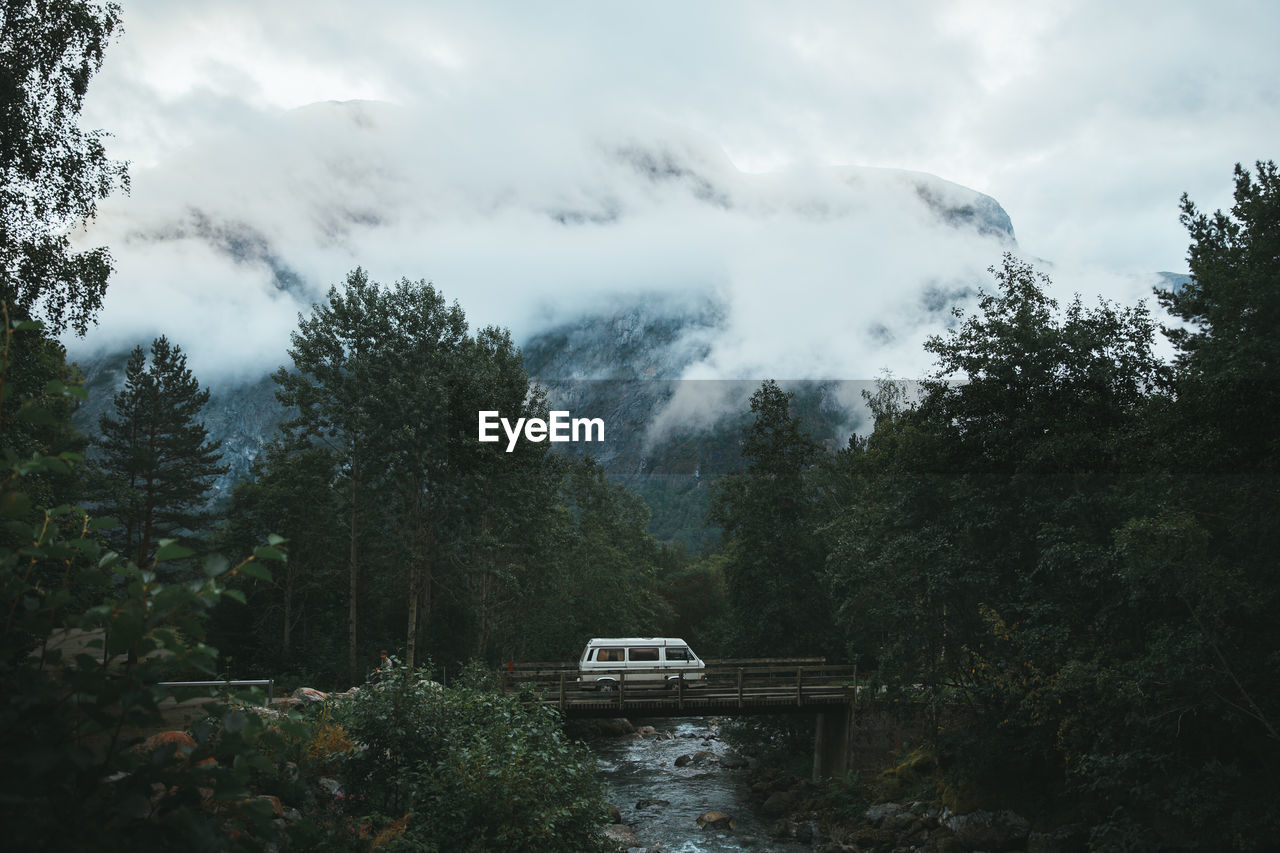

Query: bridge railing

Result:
[501,660,858,713]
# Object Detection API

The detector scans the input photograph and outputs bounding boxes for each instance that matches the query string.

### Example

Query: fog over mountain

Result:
[67,0,1280,394]
[70,99,1167,391]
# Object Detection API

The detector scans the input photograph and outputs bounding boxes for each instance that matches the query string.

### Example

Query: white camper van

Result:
[578,637,706,690]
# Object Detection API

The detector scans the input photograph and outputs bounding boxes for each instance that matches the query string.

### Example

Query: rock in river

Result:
[603,824,641,848]
[696,811,735,830]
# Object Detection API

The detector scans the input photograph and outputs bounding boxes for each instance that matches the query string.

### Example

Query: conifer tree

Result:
[94,335,225,566]
[709,380,835,658]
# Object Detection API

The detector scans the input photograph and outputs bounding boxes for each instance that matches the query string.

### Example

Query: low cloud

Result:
[74,101,1027,386]
[65,0,1269,409]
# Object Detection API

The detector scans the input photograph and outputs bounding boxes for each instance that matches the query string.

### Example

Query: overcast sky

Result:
[70,0,1280,384]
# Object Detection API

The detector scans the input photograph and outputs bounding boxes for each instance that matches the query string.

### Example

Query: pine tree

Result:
[94,336,225,566]
[709,380,835,658]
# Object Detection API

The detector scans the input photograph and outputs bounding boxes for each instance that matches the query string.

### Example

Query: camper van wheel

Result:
[597,679,617,692]
[665,675,681,689]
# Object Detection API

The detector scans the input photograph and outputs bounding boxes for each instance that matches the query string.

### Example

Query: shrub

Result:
[335,661,612,852]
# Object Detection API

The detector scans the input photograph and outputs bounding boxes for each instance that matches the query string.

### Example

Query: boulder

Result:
[761,790,796,818]
[636,725,657,737]
[691,749,715,765]
[603,824,641,849]
[944,809,1031,851]
[255,794,284,818]
[719,751,748,769]
[142,730,196,751]
[600,718,637,737]
[291,687,328,704]
[674,754,693,767]
[696,810,734,830]
[567,717,636,737]
[606,803,622,823]
[864,801,907,827]
[139,730,197,764]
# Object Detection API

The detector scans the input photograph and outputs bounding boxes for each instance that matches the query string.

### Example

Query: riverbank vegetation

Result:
[711,163,1280,849]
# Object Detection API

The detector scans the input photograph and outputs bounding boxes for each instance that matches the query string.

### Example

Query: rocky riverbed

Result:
[579,717,1089,853]
[583,717,810,852]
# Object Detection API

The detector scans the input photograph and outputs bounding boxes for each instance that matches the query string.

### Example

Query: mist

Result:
[65,0,1278,400]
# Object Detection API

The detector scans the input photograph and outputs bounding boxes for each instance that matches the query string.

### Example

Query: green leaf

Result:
[251,545,286,562]
[154,540,194,562]
[203,553,230,578]
[223,589,246,605]
[267,533,287,546]
[239,560,273,581]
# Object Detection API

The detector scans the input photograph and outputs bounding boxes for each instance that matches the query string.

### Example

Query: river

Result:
[591,718,809,852]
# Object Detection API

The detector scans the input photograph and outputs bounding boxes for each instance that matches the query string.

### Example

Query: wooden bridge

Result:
[503,658,857,718]
[503,658,859,779]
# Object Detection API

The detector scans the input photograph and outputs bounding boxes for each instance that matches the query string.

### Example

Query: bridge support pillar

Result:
[812,704,852,781]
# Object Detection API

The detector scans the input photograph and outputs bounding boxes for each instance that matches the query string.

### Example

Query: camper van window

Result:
[630,647,660,662]
[666,647,691,661]
[597,648,625,663]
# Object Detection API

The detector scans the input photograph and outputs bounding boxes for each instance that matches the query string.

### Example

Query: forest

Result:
[4,2,1280,850]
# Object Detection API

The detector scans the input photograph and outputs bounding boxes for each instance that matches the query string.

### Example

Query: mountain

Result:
[71,161,1019,547]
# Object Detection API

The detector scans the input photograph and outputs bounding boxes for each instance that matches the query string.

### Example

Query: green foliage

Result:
[655,550,732,656]
[0,0,129,336]
[710,380,836,658]
[0,308,88,527]
[90,336,226,569]
[335,661,612,852]
[0,315,296,850]
[815,213,1280,848]
[263,267,564,678]
[220,270,682,676]
[722,715,816,765]
[212,441,346,681]
[875,747,938,805]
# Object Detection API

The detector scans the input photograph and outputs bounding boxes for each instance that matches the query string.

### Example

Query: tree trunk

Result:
[282,559,294,658]
[475,566,489,659]
[137,406,159,567]
[405,486,429,670]
[137,449,156,567]
[405,563,420,670]
[347,452,360,684]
